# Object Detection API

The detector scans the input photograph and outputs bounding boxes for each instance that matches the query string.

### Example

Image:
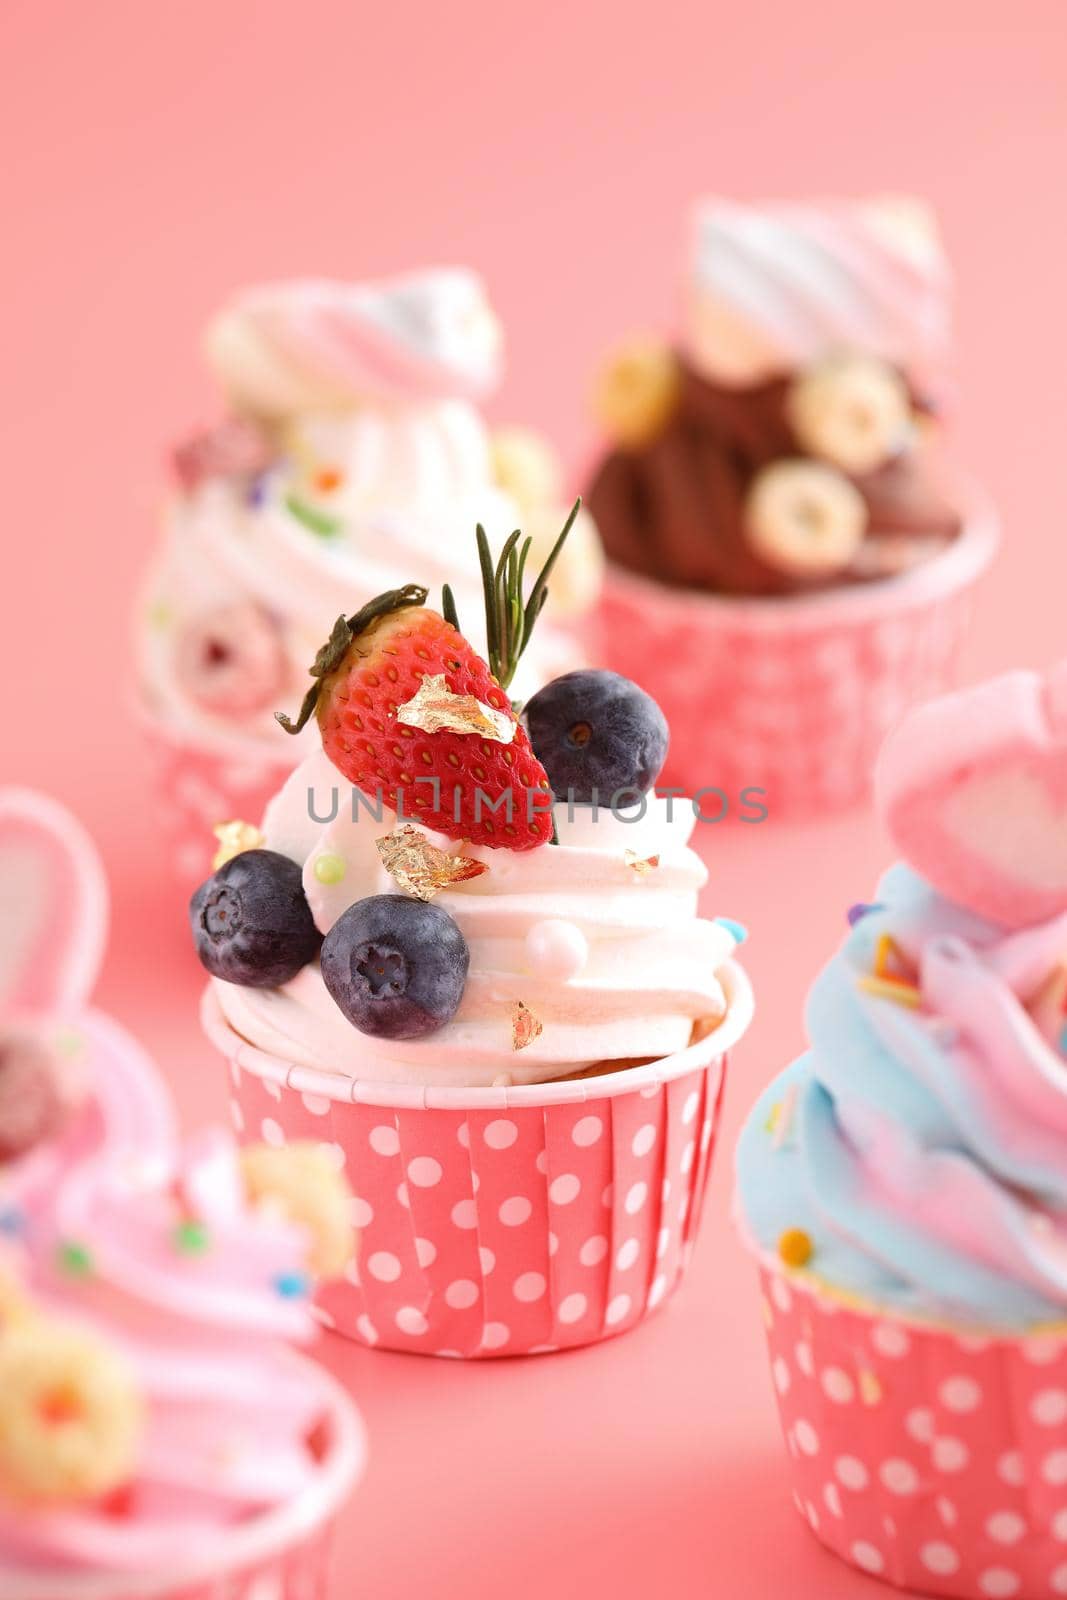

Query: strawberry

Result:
[277,505,581,851]
[278,588,554,850]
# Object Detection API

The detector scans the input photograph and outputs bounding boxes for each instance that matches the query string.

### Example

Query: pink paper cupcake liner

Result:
[137,708,296,885]
[598,502,998,818]
[1,1362,365,1600]
[753,1256,1067,1599]
[203,963,753,1358]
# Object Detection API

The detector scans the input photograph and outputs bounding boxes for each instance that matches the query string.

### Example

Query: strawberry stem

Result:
[476,498,581,695]
[276,583,429,735]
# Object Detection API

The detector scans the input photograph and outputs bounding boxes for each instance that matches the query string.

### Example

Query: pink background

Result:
[3,2,1067,1594]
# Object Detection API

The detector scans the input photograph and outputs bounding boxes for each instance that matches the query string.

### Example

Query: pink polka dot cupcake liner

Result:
[137,707,296,886]
[754,1257,1067,1599]
[598,500,997,818]
[203,963,752,1358]
[2,1362,365,1600]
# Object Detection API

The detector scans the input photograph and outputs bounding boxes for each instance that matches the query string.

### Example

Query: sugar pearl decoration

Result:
[525,920,589,982]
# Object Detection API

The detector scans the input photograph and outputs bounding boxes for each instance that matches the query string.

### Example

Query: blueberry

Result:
[524,669,669,802]
[320,895,469,1040]
[190,850,322,987]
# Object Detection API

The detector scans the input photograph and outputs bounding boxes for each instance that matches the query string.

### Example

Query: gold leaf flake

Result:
[395,674,515,744]
[376,824,488,902]
[212,820,265,869]
[623,849,661,877]
[511,1000,543,1053]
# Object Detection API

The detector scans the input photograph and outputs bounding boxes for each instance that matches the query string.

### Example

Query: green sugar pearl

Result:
[313,852,346,886]
[57,1241,94,1277]
[173,1219,211,1256]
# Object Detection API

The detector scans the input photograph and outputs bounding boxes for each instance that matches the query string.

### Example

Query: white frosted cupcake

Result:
[137,269,600,877]
[192,523,751,1356]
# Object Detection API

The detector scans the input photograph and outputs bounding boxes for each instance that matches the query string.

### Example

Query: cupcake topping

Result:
[320,895,470,1041]
[586,197,960,598]
[375,824,488,902]
[743,459,868,579]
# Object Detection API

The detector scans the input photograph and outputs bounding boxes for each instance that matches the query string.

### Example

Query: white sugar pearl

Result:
[524,920,589,982]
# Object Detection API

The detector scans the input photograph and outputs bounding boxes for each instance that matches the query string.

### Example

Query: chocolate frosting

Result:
[586,359,961,597]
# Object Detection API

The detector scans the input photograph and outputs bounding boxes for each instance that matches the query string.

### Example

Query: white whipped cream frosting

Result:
[139,270,586,754]
[213,750,737,1087]
[684,196,952,387]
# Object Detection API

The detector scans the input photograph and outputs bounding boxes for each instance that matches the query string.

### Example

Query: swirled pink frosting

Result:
[0,1010,338,1575]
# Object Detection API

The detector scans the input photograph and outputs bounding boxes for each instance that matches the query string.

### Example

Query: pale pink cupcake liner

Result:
[137,707,296,885]
[598,502,997,817]
[1,1361,365,1600]
[203,962,753,1358]
[753,1256,1067,1599]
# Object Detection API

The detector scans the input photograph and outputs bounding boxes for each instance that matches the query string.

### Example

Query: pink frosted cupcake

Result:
[192,523,752,1357]
[137,269,601,880]
[0,788,364,1599]
[736,661,1067,1597]
[585,197,997,816]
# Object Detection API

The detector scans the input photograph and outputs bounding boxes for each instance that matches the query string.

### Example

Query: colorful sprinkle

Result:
[771,1083,798,1150]
[313,852,347,886]
[173,1219,211,1256]
[56,1242,93,1278]
[54,1028,84,1059]
[859,1370,884,1406]
[857,973,923,1009]
[1059,1022,1067,1056]
[313,467,344,493]
[874,933,916,985]
[273,1270,311,1300]
[284,493,343,539]
[715,917,748,945]
[623,849,661,877]
[847,902,882,926]
[0,1207,24,1237]
[212,819,265,870]
[777,1228,814,1268]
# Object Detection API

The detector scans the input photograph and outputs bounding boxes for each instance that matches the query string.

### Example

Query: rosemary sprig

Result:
[469,498,581,696]
[441,583,461,633]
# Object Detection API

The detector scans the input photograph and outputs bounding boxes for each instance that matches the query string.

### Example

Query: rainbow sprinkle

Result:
[856,933,923,1009]
[56,1241,93,1278]
[0,1207,23,1237]
[778,1228,813,1268]
[173,1219,211,1256]
[857,974,923,1009]
[848,902,882,926]
[274,1271,311,1300]
[285,493,342,539]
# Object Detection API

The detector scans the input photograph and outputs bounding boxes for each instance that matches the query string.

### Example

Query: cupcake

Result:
[585,197,997,816]
[193,518,753,1357]
[0,791,364,1600]
[0,1128,364,1600]
[137,269,601,879]
[736,660,1067,1597]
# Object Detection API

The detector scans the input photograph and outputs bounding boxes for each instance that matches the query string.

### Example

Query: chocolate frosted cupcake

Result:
[586,198,997,815]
